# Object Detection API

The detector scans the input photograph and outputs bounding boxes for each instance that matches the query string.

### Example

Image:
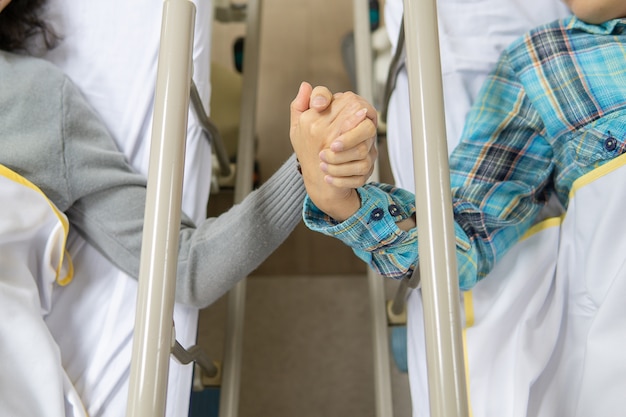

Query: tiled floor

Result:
[197,275,412,417]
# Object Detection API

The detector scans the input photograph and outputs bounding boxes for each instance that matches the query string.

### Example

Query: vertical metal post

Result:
[353,1,394,417]
[402,0,469,416]
[219,0,262,416]
[126,1,196,416]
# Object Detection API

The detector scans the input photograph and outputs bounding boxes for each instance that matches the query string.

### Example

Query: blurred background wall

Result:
[198,1,412,416]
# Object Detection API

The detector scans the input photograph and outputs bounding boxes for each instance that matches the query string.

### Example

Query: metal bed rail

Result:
[218,0,263,416]
[125,0,262,414]
[126,0,196,415]
[355,0,470,414]
[402,0,469,415]
[352,1,395,416]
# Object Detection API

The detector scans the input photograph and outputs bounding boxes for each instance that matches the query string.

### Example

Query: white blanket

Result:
[380,1,605,416]
[407,155,626,417]
[0,166,84,417]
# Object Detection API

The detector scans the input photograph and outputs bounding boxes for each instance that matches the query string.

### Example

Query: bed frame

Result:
[126,0,469,416]
[399,1,469,415]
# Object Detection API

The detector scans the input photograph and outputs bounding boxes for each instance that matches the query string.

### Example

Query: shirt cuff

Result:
[303,183,415,252]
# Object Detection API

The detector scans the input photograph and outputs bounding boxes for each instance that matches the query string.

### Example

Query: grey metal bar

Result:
[389,268,421,317]
[190,80,232,177]
[126,1,196,416]
[172,340,219,379]
[401,0,469,415]
[352,1,394,417]
[390,276,409,317]
[219,0,262,416]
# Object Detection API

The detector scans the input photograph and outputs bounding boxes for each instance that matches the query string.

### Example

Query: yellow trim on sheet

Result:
[462,330,474,417]
[458,154,626,417]
[518,153,626,242]
[570,151,626,198]
[56,251,74,286]
[521,216,563,241]
[0,164,73,285]
[462,290,475,417]
[463,291,475,328]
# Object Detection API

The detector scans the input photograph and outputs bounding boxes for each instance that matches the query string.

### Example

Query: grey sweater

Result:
[0,50,305,308]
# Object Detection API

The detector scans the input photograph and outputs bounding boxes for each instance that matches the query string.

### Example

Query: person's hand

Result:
[290,82,378,221]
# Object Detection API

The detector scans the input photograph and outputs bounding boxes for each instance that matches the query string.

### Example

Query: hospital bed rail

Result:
[126,0,200,415]
[217,0,263,415]
[352,1,395,416]
[401,0,469,415]
[355,0,469,414]
[123,0,269,414]
[191,79,232,178]
[126,0,262,415]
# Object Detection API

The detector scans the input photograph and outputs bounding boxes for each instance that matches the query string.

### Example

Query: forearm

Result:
[304,183,477,286]
[70,154,304,309]
[304,183,418,278]
[61,75,305,308]
[176,154,305,307]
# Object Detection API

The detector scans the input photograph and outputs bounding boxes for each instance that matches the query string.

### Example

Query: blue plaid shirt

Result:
[304,16,626,289]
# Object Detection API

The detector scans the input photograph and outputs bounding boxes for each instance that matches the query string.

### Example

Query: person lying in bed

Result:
[292,0,626,290]
[0,0,378,309]
[292,0,626,414]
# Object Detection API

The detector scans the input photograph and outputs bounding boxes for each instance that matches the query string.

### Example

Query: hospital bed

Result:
[383,0,626,416]
[40,1,215,415]
[26,1,370,416]
[381,0,571,415]
[38,0,267,415]
[354,0,560,412]
[13,0,602,415]
[37,0,554,415]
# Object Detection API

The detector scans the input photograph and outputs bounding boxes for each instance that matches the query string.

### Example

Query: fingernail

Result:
[319,150,328,162]
[355,107,367,117]
[297,81,308,96]
[320,162,328,172]
[330,141,344,152]
[324,175,334,184]
[312,95,328,107]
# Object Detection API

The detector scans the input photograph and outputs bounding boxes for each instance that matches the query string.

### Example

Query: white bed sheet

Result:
[39,1,214,416]
[384,0,570,192]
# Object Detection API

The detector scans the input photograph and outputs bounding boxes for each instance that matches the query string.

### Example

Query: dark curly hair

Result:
[0,0,58,52]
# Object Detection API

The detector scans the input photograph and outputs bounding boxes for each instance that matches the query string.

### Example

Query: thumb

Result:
[290,81,313,122]
[309,86,333,112]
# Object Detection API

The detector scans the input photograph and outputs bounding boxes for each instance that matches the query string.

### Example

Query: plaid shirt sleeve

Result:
[303,17,626,289]
[303,183,473,281]
[304,54,551,288]
[304,183,417,279]
[449,50,553,288]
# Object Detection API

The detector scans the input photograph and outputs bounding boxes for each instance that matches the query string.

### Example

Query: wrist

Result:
[317,188,361,222]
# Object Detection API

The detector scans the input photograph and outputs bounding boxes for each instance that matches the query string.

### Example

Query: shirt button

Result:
[369,208,384,222]
[604,136,617,152]
[388,204,400,217]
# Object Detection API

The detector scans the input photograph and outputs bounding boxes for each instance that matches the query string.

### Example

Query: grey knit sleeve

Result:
[176,154,306,307]
[60,76,305,308]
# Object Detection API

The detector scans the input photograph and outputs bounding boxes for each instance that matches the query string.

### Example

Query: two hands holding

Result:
[289,82,378,222]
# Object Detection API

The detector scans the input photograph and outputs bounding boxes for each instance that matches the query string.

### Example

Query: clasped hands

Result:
[290,82,378,221]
